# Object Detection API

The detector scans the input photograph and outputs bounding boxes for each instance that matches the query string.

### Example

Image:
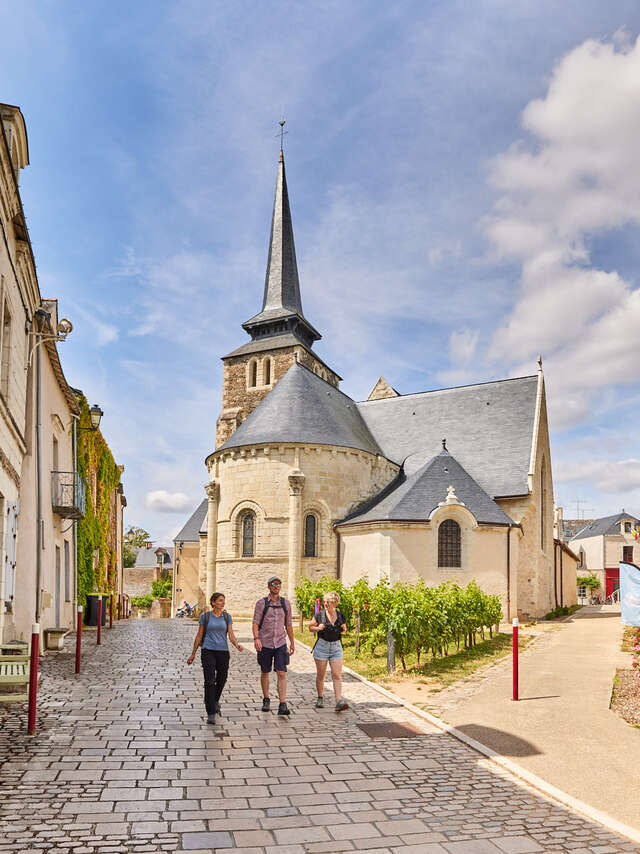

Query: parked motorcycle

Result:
[176,602,195,618]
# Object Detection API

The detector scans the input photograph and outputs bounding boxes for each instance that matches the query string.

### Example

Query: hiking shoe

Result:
[335,698,349,712]
[213,701,221,714]
[261,697,271,712]
[207,713,216,724]
[315,696,324,708]
[277,702,291,716]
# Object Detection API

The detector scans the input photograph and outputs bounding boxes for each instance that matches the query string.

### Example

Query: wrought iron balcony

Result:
[51,471,85,520]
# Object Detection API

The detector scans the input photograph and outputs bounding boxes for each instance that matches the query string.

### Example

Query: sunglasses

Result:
[269,581,281,586]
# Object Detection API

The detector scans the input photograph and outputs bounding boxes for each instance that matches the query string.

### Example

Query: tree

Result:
[123,526,150,568]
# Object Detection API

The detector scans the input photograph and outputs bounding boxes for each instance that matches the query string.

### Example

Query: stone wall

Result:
[174,542,201,611]
[123,567,157,598]
[216,345,339,447]
[203,443,399,614]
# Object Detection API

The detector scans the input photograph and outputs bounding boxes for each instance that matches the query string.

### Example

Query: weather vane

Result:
[277,116,288,150]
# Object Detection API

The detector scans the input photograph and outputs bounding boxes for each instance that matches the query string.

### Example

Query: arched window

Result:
[304,514,317,557]
[264,358,271,385]
[249,360,257,387]
[242,512,255,557]
[438,519,461,567]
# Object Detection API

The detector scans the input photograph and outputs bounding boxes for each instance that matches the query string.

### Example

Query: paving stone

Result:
[0,620,637,854]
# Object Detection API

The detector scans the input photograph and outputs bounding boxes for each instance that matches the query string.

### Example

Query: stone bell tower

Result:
[216,148,340,448]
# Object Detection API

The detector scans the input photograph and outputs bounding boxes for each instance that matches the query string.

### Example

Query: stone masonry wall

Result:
[207,444,399,614]
[216,345,340,447]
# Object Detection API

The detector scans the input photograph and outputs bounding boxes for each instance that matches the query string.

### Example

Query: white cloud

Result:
[483,35,640,427]
[145,490,193,513]
[555,458,640,493]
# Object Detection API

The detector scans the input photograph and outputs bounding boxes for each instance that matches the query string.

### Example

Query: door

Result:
[55,545,61,626]
[605,568,620,599]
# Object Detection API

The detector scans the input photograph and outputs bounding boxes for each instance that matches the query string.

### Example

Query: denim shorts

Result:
[313,638,343,661]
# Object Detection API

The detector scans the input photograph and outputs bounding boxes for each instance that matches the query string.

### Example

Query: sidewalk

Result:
[431,606,640,831]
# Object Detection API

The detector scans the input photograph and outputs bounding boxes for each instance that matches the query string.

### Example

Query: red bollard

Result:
[109,593,113,629]
[75,606,83,674]
[512,617,519,701]
[117,594,121,620]
[28,623,40,735]
[97,596,102,645]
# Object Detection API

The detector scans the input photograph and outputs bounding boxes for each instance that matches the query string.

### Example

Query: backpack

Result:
[257,596,290,630]
[200,609,231,647]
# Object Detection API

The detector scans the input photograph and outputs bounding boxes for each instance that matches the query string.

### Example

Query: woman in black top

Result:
[309,591,348,711]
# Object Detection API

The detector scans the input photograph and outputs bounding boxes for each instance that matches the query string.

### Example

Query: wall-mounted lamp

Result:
[79,404,104,432]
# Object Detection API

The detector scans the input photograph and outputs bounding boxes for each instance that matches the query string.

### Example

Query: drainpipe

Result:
[335,528,341,581]
[35,318,43,623]
[506,526,511,619]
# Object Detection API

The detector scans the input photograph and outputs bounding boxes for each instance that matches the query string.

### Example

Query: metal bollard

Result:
[109,593,113,629]
[28,623,40,735]
[512,617,519,701]
[75,606,83,674]
[97,596,102,645]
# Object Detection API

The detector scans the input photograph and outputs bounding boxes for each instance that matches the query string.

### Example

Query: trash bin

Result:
[85,595,106,626]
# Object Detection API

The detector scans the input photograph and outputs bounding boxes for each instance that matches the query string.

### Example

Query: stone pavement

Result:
[0,618,638,854]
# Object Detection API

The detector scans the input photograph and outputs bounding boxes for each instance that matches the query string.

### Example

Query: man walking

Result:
[253,575,294,716]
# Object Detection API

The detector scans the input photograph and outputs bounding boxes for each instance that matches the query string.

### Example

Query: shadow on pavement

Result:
[454,723,543,757]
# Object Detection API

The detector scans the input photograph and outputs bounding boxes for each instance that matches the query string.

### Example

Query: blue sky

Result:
[3,0,640,541]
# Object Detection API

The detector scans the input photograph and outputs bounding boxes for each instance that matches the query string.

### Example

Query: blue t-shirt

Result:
[199,611,233,651]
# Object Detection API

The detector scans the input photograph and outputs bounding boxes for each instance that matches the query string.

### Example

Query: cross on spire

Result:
[277,117,288,151]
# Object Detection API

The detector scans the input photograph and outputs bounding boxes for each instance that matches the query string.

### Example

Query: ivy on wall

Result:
[76,394,121,608]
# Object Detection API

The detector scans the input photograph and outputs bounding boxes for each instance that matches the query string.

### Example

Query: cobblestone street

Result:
[0,619,637,854]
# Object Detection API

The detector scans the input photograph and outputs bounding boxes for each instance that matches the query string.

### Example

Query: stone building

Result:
[171,498,207,615]
[570,512,640,601]
[124,543,173,599]
[177,149,562,619]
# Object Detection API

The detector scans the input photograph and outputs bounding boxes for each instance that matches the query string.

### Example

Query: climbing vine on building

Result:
[76,394,121,608]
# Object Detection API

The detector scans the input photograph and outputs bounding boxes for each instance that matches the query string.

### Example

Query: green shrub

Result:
[152,576,173,599]
[131,594,153,609]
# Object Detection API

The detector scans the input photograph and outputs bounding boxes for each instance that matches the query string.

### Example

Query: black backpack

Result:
[314,608,344,644]
[200,610,231,647]
[257,596,290,630]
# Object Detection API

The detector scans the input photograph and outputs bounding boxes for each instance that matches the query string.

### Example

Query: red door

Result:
[605,568,619,598]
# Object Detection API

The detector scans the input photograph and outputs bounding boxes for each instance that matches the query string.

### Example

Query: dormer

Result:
[0,103,29,181]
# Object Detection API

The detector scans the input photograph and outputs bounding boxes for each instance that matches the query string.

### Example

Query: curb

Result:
[297,637,640,845]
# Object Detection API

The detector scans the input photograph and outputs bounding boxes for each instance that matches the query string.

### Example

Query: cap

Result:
[267,575,282,584]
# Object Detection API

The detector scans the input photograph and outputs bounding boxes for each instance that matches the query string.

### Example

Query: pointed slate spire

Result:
[243,151,321,347]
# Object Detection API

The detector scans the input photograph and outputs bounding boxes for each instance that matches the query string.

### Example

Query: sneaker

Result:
[315,696,324,708]
[207,713,216,724]
[335,698,349,712]
[213,701,221,714]
[261,697,271,712]
[277,701,291,716]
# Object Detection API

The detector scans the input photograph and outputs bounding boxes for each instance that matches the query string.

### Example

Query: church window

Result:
[264,358,271,385]
[249,360,257,388]
[438,519,461,568]
[241,512,255,557]
[304,514,317,557]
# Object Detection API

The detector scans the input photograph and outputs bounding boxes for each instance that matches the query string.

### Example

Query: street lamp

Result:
[79,404,104,432]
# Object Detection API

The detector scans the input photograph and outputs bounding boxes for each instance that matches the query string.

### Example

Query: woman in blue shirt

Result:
[187,592,243,724]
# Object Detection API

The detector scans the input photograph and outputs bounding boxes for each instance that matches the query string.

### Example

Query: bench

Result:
[43,627,70,650]
[0,654,29,703]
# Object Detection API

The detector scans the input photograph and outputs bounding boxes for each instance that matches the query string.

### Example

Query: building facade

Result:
[176,149,561,619]
[570,512,639,601]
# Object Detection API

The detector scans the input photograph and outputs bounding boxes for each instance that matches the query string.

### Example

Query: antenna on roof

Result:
[442,438,447,451]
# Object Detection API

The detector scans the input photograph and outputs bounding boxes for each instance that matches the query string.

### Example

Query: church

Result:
[174,149,561,620]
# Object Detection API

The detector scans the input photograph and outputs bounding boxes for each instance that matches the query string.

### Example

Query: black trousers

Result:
[201,649,230,714]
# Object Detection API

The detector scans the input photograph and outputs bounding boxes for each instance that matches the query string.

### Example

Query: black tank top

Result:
[318,609,344,642]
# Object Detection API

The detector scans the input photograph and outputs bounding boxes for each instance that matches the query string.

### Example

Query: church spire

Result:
[242,149,321,348]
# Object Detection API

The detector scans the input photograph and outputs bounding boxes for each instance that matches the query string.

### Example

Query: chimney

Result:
[145,541,153,549]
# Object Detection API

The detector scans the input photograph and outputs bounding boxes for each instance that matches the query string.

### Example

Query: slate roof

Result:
[218,362,382,456]
[242,151,320,344]
[339,449,513,526]
[571,512,640,541]
[174,499,208,544]
[134,546,174,568]
[356,376,539,498]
